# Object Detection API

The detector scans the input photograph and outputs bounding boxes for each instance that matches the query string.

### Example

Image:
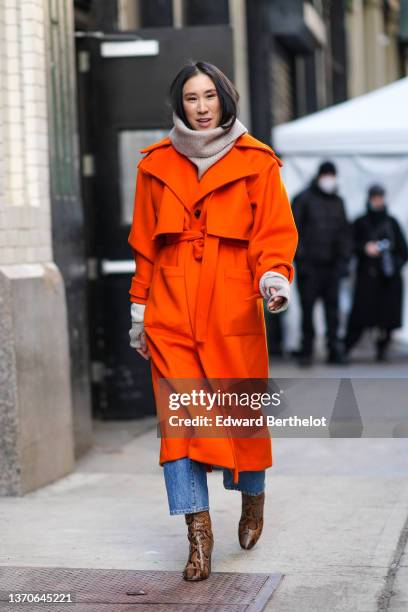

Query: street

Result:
[1,353,407,611]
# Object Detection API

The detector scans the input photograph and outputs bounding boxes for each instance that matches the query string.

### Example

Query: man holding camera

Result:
[344,184,408,361]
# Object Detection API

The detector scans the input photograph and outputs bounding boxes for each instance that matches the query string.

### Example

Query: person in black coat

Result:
[344,184,408,361]
[292,161,352,366]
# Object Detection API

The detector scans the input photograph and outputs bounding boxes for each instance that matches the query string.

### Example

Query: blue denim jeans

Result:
[163,457,265,515]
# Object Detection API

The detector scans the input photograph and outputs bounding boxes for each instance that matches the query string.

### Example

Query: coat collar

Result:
[138,134,280,210]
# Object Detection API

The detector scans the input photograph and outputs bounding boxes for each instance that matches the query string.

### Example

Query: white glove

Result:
[259,271,290,314]
[129,303,147,350]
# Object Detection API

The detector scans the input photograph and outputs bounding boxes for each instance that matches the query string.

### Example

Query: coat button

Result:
[194,209,201,218]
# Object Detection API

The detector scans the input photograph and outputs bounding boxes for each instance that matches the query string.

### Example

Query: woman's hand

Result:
[129,303,151,360]
[267,288,287,312]
[130,326,151,360]
[259,271,290,314]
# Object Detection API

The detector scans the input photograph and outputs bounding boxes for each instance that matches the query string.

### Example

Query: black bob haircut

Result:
[169,61,239,129]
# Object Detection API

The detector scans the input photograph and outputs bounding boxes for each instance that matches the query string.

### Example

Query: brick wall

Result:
[0,0,53,265]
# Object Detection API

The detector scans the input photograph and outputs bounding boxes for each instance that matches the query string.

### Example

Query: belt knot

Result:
[181,228,205,261]
[192,235,204,260]
[164,229,219,342]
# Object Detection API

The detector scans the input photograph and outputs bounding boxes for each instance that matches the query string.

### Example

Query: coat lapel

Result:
[138,138,260,210]
[191,146,259,206]
[138,142,191,212]
[151,185,185,239]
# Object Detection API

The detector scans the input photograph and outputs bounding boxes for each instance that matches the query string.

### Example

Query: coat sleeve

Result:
[247,159,298,296]
[353,217,367,257]
[391,217,408,271]
[291,191,307,260]
[334,198,353,272]
[127,166,159,304]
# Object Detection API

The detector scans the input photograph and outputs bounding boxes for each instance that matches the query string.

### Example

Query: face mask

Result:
[318,176,337,194]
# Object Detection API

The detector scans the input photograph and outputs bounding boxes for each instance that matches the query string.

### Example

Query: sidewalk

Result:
[1,359,408,611]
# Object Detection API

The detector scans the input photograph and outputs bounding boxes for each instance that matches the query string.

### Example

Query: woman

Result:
[344,184,408,360]
[128,61,298,581]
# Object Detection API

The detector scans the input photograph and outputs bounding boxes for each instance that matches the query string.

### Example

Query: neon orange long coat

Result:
[128,133,298,483]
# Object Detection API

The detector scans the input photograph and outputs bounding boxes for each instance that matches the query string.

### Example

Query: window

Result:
[119,129,167,225]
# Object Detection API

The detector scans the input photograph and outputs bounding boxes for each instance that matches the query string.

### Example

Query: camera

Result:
[376,239,395,277]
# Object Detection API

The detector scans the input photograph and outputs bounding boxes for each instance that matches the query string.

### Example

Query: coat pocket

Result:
[223,268,265,336]
[144,265,190,335]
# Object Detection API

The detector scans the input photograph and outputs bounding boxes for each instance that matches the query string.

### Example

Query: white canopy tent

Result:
[273,77,408,347]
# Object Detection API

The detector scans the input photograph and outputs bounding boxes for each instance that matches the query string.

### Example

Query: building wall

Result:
[46,0,93,458]
[116,0,251,127]
[228,0,251,129]
[346,0,366,97]
[347,0,404,98]
[0,0,52,264]
[247,0,336,141]
[0,0,75,495]
[384,0,402,81]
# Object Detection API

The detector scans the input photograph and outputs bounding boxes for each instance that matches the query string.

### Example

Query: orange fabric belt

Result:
[165,230,219,342]
[165,229,253,483]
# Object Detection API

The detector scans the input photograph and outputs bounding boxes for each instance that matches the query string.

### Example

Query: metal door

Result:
[76,25,233,418]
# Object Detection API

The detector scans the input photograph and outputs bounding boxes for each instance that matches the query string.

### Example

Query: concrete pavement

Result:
[1,355,408,611]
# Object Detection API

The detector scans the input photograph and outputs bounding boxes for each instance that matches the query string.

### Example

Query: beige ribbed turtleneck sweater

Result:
[168,112,248,180]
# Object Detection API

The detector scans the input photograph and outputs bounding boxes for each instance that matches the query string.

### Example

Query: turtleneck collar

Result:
[168,112,248,180]
[366,201,387,223]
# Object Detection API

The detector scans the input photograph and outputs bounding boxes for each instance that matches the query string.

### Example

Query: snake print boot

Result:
[238,492,265,550]
[183,510,214,581]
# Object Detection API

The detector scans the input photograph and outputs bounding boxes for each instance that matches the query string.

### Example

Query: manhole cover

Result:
[0,565,283,611]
